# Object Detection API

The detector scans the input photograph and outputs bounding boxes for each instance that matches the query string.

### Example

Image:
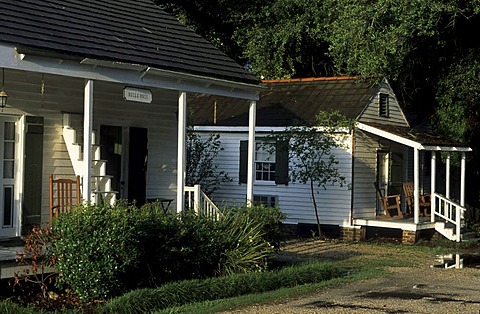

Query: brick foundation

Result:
[402,230,418,245]
[340,227,365,241]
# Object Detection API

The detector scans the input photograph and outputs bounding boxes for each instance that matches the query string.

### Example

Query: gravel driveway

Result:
[222,239,480,314]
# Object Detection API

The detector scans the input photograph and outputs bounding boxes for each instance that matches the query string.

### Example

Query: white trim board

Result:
[0,44,261,100]
[357,123,472,152]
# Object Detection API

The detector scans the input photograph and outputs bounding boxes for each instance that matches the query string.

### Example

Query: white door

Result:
[0,117,18,237]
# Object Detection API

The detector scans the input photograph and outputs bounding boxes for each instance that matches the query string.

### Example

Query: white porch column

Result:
[430,152,436,223]
[413,148,420,224]
[176,91,187,213]
[460,152,466,207]
[246,100,256,206]
[83,79,93,203]
[446,152,451,199]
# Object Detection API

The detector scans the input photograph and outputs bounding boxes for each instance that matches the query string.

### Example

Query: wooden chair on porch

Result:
[402,182,431,217]
[374,182,402,218]
[49,175,81,223]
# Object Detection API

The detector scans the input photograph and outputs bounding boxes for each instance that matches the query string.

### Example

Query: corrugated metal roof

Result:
[0,0,259,85]
[189,77,376,126]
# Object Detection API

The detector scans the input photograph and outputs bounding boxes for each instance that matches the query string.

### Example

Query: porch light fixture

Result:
[0,68,7,109]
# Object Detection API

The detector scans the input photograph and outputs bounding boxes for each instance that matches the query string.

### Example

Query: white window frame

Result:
[255,140,276,182]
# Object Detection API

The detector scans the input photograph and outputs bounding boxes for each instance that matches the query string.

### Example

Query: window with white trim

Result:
[239,139,288,185]
[255,142,276,181]
[253,195,278,207]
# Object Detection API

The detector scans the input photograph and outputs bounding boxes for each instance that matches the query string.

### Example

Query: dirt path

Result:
[222,239,480,314]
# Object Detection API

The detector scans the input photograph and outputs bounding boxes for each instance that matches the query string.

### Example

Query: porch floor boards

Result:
[354,215,435,231]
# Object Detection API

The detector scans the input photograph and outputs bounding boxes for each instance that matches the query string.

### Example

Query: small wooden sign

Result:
[123,87,152,103]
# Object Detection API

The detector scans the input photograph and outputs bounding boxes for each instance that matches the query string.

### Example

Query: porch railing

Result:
[432,192,466,242]
[184,185,222,220]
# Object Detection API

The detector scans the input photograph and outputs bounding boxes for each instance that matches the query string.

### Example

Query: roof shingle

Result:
[0,0,259,85]
[189,77,376,126]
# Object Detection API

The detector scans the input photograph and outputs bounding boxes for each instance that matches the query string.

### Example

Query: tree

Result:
[271,111,352,237]
[155,0,272,64]
[186,128,231,195]
[238,0,334,78]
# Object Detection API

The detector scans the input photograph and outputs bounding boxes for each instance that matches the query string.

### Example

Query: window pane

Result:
[4,122,14,140]
[3,186,13,226]
[4,142,14,159]
[3,161,14,178]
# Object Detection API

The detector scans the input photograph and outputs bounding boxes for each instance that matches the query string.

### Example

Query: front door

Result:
[100,125,148,206]
[0,117,18,237]
[377,151,389,215]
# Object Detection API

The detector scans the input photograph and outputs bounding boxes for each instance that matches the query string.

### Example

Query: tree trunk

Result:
[310,180,322,238]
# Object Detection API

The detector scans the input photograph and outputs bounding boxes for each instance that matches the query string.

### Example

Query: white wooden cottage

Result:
[189,77,471,244]
[0,0,262,238]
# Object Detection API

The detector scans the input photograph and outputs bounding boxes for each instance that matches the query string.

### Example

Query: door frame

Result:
[98,120,148,204]
[0,114,24,238]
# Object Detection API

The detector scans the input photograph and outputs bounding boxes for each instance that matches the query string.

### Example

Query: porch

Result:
[353,122,471,242]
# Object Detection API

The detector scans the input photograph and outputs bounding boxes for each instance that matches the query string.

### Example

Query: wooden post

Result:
[246,100,256,206]
[430,152,436,223]
[83,79,93,203]
[194,184,201,215]
[446,152,450,199]
[176,91,187,213]
[460,152,466,207]
[414,148,419,224]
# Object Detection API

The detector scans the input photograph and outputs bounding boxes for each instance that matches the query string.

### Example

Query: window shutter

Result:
[239,140,248,184]
[22,116,44,234]
[275,140,289,185]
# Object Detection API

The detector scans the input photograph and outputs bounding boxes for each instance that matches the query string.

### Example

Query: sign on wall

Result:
[123,87,152,103]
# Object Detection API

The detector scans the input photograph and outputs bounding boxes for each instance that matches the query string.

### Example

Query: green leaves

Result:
[186,128,232,195]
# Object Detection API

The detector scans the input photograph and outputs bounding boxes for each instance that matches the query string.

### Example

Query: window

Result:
[379,93,389,117]
[239,139,289,185]
[255,142,275,181]
[253,195,278,207]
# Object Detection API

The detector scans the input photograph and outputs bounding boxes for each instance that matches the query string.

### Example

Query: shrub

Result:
[50,202,141,301]
[47,202,287,302]
[224,205,287,250]
[217,213,273,276]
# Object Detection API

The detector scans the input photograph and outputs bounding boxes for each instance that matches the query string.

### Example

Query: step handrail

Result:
[432,192,466,242]
[184,185,222,220]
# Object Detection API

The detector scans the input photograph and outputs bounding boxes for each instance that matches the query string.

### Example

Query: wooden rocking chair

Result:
[374,182,402,218]
[49,175,81,223]
[402,182,431,217]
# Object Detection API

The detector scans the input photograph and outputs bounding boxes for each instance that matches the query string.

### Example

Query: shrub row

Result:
[46,202,285,301]
[100,262,343,314]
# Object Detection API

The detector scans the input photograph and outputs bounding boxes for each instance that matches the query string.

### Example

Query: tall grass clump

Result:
[224,205,287,250]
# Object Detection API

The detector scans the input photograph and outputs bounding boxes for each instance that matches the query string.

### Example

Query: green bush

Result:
[48,202,286,302]
[224,205,287,250]
[51,203,141,301]
[100,262,342,314]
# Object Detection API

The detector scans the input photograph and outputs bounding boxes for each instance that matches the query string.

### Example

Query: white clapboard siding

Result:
[352,130,379,219]
[358,79,409,127]
[3,69,179,224]
[197,131,353,226]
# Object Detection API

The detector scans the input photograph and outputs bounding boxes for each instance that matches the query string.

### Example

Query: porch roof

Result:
[0,0,259,88]
[358,122,472,152]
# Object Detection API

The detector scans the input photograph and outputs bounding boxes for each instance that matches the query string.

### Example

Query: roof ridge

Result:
[262,76,361,83]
